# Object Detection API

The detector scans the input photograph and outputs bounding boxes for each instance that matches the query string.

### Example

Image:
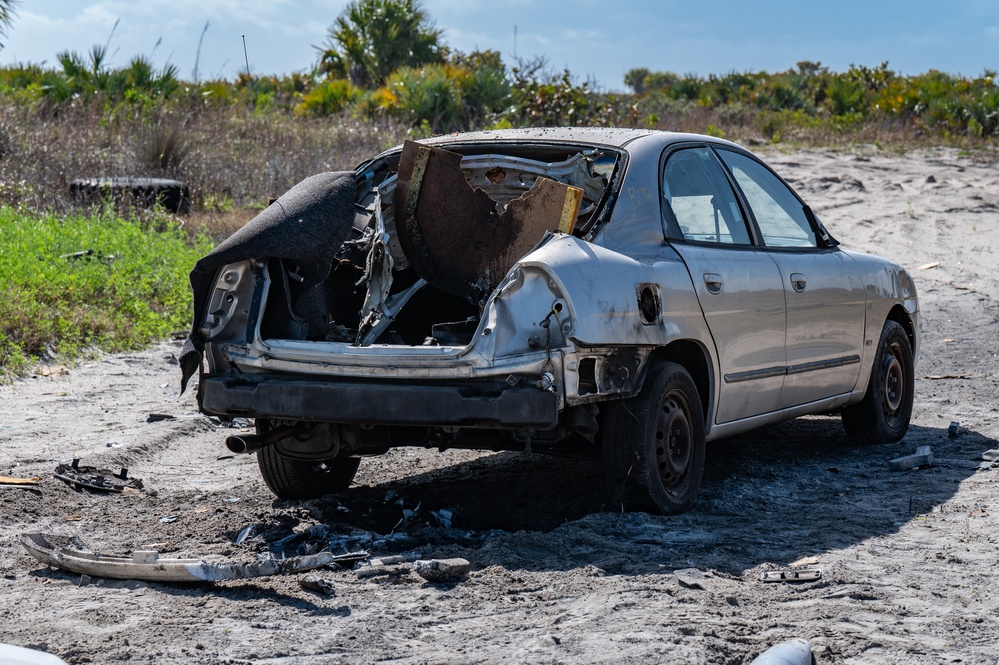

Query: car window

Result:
[662,147,751,245]
[717,150,817,248]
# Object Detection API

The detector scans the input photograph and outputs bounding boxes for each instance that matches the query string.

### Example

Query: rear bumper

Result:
[199,375,559,429]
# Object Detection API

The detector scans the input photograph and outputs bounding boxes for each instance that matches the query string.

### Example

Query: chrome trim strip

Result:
[724,355,861,383]
[786,355,861,376]
[723,366,786,383]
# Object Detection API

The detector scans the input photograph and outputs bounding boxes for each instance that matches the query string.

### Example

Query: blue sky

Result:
[2,1,997,90]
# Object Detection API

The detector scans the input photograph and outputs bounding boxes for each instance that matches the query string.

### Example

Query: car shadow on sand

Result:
[303,415,995,575]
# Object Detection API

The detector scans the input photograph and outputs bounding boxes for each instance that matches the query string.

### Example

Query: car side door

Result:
[715,148,866,409]
[660,146,787,424]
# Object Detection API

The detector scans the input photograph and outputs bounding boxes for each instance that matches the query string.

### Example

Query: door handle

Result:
[703,273,722,294]
[790,273,806,292]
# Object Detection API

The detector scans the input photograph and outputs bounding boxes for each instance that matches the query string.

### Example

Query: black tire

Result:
[602,362,706,515]
[255,422,360,500]
[842,319,914,445]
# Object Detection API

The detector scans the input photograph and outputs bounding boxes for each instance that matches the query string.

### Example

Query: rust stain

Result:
[395,141,578,301]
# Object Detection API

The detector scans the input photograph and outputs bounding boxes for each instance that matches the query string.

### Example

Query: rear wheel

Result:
[842,319,914,444]
[602,362,705,515]
[255,421,360,500]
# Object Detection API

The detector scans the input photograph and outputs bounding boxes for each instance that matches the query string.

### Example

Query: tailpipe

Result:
[225,423,307,454]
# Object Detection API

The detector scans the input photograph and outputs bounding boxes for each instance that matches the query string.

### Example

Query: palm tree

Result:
[317,0,444,88]
[0,0,19,50]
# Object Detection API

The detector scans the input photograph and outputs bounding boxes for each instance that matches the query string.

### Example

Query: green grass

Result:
[0,206,213,378]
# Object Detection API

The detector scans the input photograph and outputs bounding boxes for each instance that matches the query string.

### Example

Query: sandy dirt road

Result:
[1,147,997,664]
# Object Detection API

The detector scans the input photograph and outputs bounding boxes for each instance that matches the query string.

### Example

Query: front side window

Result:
[718,150,817,248]
[662,147,751,245]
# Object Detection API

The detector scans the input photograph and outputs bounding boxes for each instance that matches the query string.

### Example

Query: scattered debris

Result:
[948,421,960,438]
[235,525,254,546]
[53,460,143,494]
[924,374,968,380]
[788,556,820,567]
[888,445,934,471]
[354,552,422,579]
[431,509,454,529]
[916,261,940,270]
[298,574,336,596]
[39,366,69,378]
[146,413,176,422]
[674,568,708,590]
[749,638,813,665]
[978,449,999,462]
[159,516,180,524]
[760,569,822,583]
[413,558,471,583]
[22,533,360,583]
[0,475,42,487]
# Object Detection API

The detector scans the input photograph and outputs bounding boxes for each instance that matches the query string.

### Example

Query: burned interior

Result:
[253,140,619,351]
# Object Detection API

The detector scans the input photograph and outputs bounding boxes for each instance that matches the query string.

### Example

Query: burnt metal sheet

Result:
[394,140,582,302]
[53,459,143,493]
[22,533,363,583]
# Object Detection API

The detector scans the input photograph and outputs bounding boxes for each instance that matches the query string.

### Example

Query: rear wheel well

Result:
[650,341,711,424]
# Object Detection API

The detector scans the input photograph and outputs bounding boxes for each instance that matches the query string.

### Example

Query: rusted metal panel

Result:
[395,140,582,302]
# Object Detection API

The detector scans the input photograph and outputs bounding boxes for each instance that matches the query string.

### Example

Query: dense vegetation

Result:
[0,0,995,376]
[0,207,212,375]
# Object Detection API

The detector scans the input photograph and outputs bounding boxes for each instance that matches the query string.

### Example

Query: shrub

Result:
[295,78,361,117]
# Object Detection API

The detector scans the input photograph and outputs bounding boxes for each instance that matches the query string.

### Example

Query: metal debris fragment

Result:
[887,445,934,471]
[53,460,143,494]
[22,533,357,583]
[674,568,708,589]
[760,569,822,583]
[394,140,583,302]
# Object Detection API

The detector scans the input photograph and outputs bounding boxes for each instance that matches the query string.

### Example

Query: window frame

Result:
[658,142,759,249]
[659,141,836,253]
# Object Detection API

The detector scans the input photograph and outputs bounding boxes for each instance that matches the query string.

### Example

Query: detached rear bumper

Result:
[199,375,559,429]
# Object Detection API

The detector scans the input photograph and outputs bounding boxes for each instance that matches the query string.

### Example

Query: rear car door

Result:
[660,146,787,424]
[716,149,866,409]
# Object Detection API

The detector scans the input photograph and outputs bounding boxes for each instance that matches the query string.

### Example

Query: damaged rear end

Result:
[185,136,630,496]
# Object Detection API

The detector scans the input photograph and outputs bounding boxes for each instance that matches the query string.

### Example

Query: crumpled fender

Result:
[514,235,710,349]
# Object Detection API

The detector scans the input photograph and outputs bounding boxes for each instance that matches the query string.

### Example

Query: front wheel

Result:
[842,319,914,444]
[602,362,706,515]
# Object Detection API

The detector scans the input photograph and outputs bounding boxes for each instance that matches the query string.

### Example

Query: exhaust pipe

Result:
[225,423,307,454]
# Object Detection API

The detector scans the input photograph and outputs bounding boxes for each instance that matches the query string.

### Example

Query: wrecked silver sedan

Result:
[181,128,918,515]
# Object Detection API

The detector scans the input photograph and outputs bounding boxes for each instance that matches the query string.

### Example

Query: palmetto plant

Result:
[317,0,443,88]
[0,0,19,49]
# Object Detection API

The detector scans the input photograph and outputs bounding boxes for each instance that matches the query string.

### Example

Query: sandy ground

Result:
[1,146,998,664]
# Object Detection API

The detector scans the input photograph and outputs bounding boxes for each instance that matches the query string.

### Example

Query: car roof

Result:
[411,127,748,152]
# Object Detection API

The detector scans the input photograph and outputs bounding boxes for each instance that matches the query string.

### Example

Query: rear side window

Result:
[662,147,751,245]
[717,150,817,248]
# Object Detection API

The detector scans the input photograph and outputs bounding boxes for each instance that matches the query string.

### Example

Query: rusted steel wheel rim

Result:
[655,389,693,495]
[881,340,907,423]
